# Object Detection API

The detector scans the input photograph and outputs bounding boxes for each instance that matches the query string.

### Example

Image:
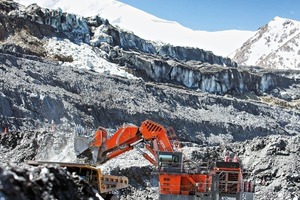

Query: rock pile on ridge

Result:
[0,163,99,200]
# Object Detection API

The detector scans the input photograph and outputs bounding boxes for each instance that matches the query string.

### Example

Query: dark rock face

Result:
[233,135,300,200]
[157,45,235,66]
[111,50,298,93]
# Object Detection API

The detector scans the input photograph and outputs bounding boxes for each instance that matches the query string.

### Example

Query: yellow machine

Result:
[26,160,128,195]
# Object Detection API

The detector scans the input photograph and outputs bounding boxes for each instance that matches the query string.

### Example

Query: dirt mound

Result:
[0,163,98,200]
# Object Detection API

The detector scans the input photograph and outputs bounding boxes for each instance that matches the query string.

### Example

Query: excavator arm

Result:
[96,125,142,164]
[75,120,174,165]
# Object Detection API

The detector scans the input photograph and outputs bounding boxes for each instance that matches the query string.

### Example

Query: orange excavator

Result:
[75,120,176,166]
[75,120,255,200]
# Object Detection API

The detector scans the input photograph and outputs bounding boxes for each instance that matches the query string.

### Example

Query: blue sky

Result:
[118,0,300,31]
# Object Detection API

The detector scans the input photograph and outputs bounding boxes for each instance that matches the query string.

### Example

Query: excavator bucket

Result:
[74,136,99,164]
[74,125,91,155]
[74,135,90,155]
[74,126,108,163]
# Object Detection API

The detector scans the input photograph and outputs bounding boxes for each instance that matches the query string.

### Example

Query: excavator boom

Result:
[139,120,173,152]
[75,120,175,165]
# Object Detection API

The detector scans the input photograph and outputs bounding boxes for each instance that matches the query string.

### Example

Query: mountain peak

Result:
[268,16,299,29]
[231,16,300,69]
[273,16,288,21]
[272,16,298,22]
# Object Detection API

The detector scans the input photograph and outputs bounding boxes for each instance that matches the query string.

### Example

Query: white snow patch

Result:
[41,167,49,175]
[45,38,137,79]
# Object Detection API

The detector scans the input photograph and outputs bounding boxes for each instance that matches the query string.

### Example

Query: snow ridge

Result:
[15,0,254,57]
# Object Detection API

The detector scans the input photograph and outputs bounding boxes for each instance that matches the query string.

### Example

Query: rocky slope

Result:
[232,17,300,69]
[1,51,300,143]
[0,1,300,199]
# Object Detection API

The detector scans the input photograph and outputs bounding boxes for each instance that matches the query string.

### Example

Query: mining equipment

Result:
[75,119,255,200]
[26,160,128,199]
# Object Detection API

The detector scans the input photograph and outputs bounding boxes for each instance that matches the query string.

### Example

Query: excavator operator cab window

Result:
[158,152,182,173]
[159,154,172,166]
[173,155,179,162]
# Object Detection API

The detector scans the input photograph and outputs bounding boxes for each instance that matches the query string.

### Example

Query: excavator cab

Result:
[157,151,183,173]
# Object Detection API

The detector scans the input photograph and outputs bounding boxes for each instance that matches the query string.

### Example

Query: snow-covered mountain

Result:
[15,0,300,70]
[15,0,255,57]
[231,17,300,69]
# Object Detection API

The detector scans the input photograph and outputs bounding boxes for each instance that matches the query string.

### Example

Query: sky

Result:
[118,0,300,31]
